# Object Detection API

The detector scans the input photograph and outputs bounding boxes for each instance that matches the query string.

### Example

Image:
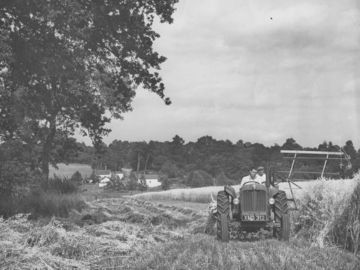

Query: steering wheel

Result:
[242,180,260,185]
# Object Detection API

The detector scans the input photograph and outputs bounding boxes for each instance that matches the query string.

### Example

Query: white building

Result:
[138,174,161,188]
[99,177,112,188]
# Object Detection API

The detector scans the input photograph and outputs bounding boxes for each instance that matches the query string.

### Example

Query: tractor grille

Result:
[241,190,266,212]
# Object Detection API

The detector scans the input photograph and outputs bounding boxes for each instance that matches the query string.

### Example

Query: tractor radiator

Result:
[241,190,266,212]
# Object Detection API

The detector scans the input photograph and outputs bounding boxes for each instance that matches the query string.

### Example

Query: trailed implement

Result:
[278,149,352,210]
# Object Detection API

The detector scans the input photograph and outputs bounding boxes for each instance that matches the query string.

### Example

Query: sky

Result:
[81,0,360,148]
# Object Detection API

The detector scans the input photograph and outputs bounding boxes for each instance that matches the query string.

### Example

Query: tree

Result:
[282,138,302,150]
[126,172,139,191]
[138,174,147,191]
[186,170,213,187]
[0,0,178,177]
[318,141,329,151]
[171,135,185,147]
[343,140,357,160]
[160,175,170,190]
[214,171,235,186]
[160,160,179,178]
[70,171,83,185]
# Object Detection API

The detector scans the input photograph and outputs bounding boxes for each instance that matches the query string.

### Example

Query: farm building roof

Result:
[137,174,159,179]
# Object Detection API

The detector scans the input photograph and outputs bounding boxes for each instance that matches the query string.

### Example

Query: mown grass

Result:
[1,174,359,269]
[1,195,359,269]
[122,234,359,270]
[0,198,207,269]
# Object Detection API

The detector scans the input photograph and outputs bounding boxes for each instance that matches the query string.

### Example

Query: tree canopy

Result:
[73,136,360,187]
[0,0,178,176]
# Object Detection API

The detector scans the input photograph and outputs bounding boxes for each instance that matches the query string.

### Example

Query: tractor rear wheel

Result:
[216,191,230,242]
[273,191,290,241]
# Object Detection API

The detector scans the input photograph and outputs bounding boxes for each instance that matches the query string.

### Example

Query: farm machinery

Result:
[213,169,289,242]
[210,150,351,242]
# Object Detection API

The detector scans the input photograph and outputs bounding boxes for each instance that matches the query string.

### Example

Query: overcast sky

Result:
[85,0,360,148]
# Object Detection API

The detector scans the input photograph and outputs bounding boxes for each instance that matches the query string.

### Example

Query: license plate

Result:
[242,215,266,221]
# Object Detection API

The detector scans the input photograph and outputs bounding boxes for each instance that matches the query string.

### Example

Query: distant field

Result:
[133,177,358,203]
[49,163,92,178]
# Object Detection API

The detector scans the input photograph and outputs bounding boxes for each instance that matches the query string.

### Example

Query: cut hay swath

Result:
[0,198,207,270]
[1,176,359,269]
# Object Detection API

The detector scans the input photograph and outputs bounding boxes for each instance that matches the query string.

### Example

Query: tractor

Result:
[211,149,352,242]
[214,169,290,242]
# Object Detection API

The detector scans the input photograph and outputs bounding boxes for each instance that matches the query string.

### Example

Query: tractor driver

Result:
[240,167,262,188]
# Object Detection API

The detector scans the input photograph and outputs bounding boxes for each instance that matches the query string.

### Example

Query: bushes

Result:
[0,187,86,218]
[24,190,86,218]
[40,175,78,194]
[0,190,86,218]
[0,169,85,218]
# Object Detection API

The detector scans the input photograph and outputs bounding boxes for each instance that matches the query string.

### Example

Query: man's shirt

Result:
[256,174,266,184]
[240,175,262,188]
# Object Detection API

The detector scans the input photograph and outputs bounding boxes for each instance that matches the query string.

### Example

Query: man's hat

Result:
[257,166,264,171]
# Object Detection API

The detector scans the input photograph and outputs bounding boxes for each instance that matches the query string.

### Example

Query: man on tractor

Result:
[240,167,263,187]
[256,166,266,184]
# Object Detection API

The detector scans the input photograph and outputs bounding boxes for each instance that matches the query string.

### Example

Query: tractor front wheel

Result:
[216,191,230,242]
[273,191,290,241]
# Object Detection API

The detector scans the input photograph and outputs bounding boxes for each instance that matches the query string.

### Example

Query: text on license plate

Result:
[242,215,266,221]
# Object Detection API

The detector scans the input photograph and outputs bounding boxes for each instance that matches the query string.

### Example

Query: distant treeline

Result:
[71,136,360,183]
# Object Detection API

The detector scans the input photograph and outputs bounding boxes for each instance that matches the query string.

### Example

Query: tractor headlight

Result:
[269,198,275,205]
[233,198,239,205]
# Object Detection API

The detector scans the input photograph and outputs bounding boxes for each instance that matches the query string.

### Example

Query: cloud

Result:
[77,0,360,148]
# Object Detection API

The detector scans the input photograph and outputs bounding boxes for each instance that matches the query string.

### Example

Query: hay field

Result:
[133,177,358,203]
[1,175,359,269]
[1,196,359,269]
[49,163,93,178]
[0,198,207,269]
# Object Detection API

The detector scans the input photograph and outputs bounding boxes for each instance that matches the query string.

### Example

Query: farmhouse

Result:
[95,169,111,179]
[121,168,133,177]
[99,177,111,188]
[113,171,124,180]
[137,173,161,188]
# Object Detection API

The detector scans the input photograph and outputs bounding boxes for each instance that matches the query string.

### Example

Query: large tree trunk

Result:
[41,119,56,179]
